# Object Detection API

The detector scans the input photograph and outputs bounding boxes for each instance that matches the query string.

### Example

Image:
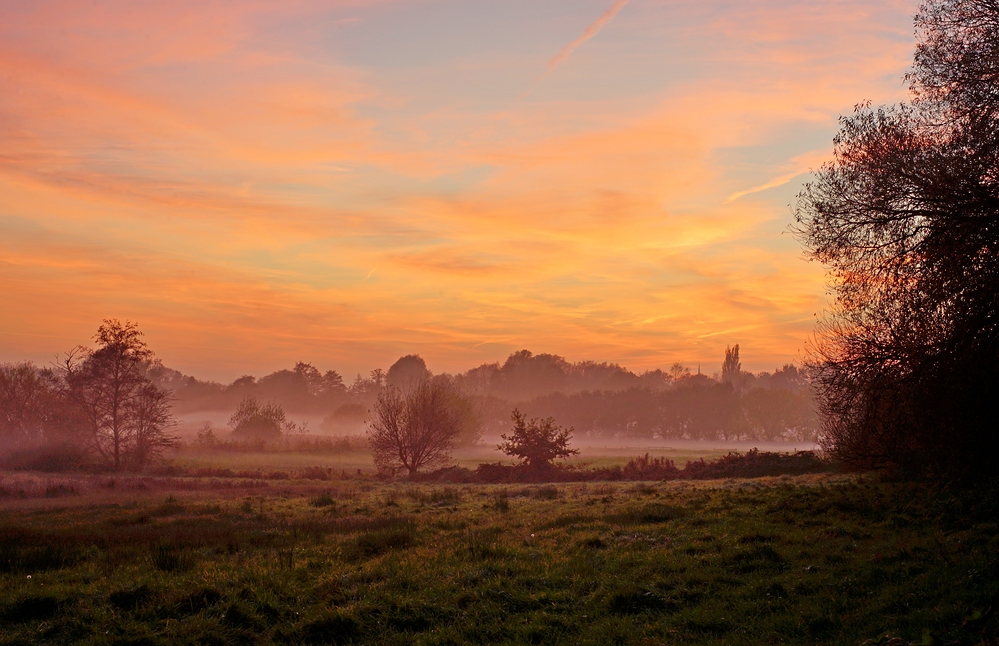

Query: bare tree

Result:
[62,320,176,470]
[368,379,464,477]
[128,382,176,469]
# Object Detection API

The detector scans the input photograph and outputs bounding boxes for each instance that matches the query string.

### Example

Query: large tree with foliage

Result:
[794,0,999,479]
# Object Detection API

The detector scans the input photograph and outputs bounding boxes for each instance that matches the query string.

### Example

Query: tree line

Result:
[155,345,817,442]
[0,320,176,470]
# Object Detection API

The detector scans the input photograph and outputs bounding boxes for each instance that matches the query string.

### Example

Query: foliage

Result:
[794,0,999,480]
[228,396,288,440]
[505,369,817,442]
[425,449,829,484]
[0,443,89,472]
[0,363,65,446]
[0,477,996,645]
[679,448,830,479]
[155,348,815,443]
[622,453,680,480]
[721,344,741,385]
[386,354,431,391]
[498,409,579,470]
[367,380,465,476]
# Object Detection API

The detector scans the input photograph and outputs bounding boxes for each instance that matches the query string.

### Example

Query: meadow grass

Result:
[0,474,996,645]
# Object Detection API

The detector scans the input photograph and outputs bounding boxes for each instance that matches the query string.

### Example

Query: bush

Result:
[229,397,286,440]
[498,409,578,470]
[299,466,332,481]
[2,443,89,472]
[622,453,679,480]
[410,449,831,484]
[678,449,831,480]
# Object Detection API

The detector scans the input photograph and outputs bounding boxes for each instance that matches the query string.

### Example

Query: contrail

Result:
[547,0,630,71]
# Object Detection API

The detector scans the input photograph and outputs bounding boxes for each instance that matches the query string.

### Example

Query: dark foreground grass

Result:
[0,475,997,645]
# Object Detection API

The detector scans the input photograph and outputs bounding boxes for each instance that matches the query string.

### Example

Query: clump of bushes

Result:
[622,453,680,480]
[186,427,367,455]
[1,443,89,472]
[413,449,832,484]
[679,448,829,479]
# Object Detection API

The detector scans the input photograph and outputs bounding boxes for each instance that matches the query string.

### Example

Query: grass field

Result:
[1,472,996,645]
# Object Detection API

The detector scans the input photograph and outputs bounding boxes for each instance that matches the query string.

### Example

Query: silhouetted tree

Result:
[794,0,999,479]
[498,409,578,470]
[0,362,61,445]
[62,320,176,470]
[669,362,691,382]
[129,382,174,469]
[387,355,431,391]
[349,369,385,405]
[721,344,742,385]
[368,379,464,476]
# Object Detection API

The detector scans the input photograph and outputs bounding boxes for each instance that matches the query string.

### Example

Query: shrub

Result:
[229,397,286,440]
[678,449,830,480]
[299,466,332,481]
[2,443,89,472]
[622,453,679,480]
[498,409,578,470]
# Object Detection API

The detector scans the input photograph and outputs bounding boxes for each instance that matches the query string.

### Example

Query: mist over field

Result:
[163,347,816,442]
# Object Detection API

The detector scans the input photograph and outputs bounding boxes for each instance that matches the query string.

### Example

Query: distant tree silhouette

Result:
[794,0,999,479]
[349,369,385,404]
[669,362,691,382]
[127,345,816,446]
[228,396,286,440]
[368,379,464,477]
[498,409,578,470]
[294,362,346,400]
[721,345,742,385]
[386,355,431,391]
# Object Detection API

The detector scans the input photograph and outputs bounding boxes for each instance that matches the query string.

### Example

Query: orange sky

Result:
[0,0,917,381]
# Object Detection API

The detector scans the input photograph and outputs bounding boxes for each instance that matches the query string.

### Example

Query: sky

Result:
[0,0,918,382]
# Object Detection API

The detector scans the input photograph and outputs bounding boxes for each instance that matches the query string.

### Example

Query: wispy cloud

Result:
[0,0,917,378]
[725,149,832,202]
[547,0,631,71]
